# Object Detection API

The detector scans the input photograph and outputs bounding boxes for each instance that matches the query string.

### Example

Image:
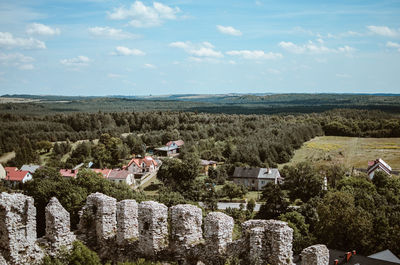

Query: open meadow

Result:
[280,136,400,171]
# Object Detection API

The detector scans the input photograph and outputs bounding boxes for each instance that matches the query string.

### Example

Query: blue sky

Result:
[0,0,400,96]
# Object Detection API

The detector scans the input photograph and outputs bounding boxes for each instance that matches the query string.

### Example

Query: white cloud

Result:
[60,56,90,67]
[108,73,123,78]
[0,52,35,70]
[108,1,180,28]
[19,64,34,70]
[216,25,242,36]
[0,32,46,49]
[279,40,354,54]
[386,41,400,52]
[143,63,156,69]
[112,46,145,56]
[26,23,60,36]
[266,68,281,75]
[170,41,223,58]
[88,27,137,39]
[226,50,282,60]
[336,73,351,78]
[367,25,399,37]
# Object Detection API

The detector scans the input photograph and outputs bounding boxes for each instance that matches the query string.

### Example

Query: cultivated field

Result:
[280,136,400,171]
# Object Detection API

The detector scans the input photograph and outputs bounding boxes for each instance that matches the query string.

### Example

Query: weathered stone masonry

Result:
[0,192,330,265]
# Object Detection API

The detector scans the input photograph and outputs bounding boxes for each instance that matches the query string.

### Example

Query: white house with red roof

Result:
[4,167,32,184]
[367,158,392,179]
[126,156,158,174]
[108,170,135,186]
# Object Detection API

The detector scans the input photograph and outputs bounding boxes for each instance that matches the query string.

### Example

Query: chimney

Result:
[334,259,339,265]
[352,250,356,255]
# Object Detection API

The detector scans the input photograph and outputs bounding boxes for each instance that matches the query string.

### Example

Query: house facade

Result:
[4,167,32,185]
[126,156,158,174]
[231,167,283,191]
[154,140,184,157]
[108,170,135,186]
[200,160,217,175]
[367,158,392,179]
[0,164,5,180]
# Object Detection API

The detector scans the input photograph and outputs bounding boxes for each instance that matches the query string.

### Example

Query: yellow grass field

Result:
[280,136,400,171]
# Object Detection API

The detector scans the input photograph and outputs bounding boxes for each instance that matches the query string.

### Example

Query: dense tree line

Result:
[257,163,400,256]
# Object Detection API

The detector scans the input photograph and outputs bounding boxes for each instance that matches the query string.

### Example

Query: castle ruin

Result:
[0,192,330,265]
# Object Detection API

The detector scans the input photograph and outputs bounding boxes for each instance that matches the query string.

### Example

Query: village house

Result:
[108,170,135,186]
[200,159,217,175]
[125,156,158,175]
[0,164,6,180]
[154,140,184,157]
[367,158,392,179]
[231,167,283,191]
[4,167,32,186]
[91,168,112,178]
[59,169,79,178]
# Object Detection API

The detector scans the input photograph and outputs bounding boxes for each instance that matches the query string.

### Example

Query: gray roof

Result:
[232,167,281,180]
[20,164,40,173]
[155,146,178,151]
[369,250,400,264]
[201,160,217,166]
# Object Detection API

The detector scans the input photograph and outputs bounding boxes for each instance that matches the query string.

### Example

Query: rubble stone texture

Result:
[138,201,168,256]
[117,199,138,245]
[265,220,294,265]
[0,192,44,265]
[170,204,203,251]
[204,212,234,254]
[44,197,76,254]
[301,244,329,265]
[78,192,117,245]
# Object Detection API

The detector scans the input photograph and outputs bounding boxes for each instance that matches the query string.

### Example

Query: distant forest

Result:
[1,93,400,114]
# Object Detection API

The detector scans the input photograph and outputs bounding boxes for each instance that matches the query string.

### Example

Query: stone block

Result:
[117,199,138,245]
[301,244,329,265]
[204,212,234,254]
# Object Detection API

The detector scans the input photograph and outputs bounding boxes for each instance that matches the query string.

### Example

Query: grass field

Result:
[280,136,400,171]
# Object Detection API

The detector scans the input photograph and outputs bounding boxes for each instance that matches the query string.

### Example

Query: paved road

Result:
[199,202,262,211]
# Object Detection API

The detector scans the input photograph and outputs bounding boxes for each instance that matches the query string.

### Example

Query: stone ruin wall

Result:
[0,192,330,265]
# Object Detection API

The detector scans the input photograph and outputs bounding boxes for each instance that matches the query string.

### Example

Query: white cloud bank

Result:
[279,40,354,54]
[170,41,223,58]
[88,27,137,39]
[112,46,145,56]
[367,25,400,37]
[108,1,180,28]
[0,52,35,70]
[216,25,242,36]
[60,56,90,67]
[0,32,46,49]
[226,50,282,60]
[387,41,400,52]
[27,23,60,36]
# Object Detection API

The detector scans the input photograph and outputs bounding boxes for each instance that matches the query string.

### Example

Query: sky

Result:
[0,0,400,96]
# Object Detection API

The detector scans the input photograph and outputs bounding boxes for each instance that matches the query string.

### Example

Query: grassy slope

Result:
[280,136,400,171]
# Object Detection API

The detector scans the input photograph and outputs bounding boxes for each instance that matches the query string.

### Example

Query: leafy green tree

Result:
[281,162,324,203]
[221,182,247,201]
[315,191,374,254]
[247,198,256,214]
[279,211,314,254]
[257,183,288,220]
[68,241,102,265]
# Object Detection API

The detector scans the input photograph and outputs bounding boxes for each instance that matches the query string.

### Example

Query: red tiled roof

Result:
[92,169,111,178]
[127,156,157,168]
[5,167,18,173]
[59,169,79,178]
[166,140,184,147]
[6,170,30,182]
